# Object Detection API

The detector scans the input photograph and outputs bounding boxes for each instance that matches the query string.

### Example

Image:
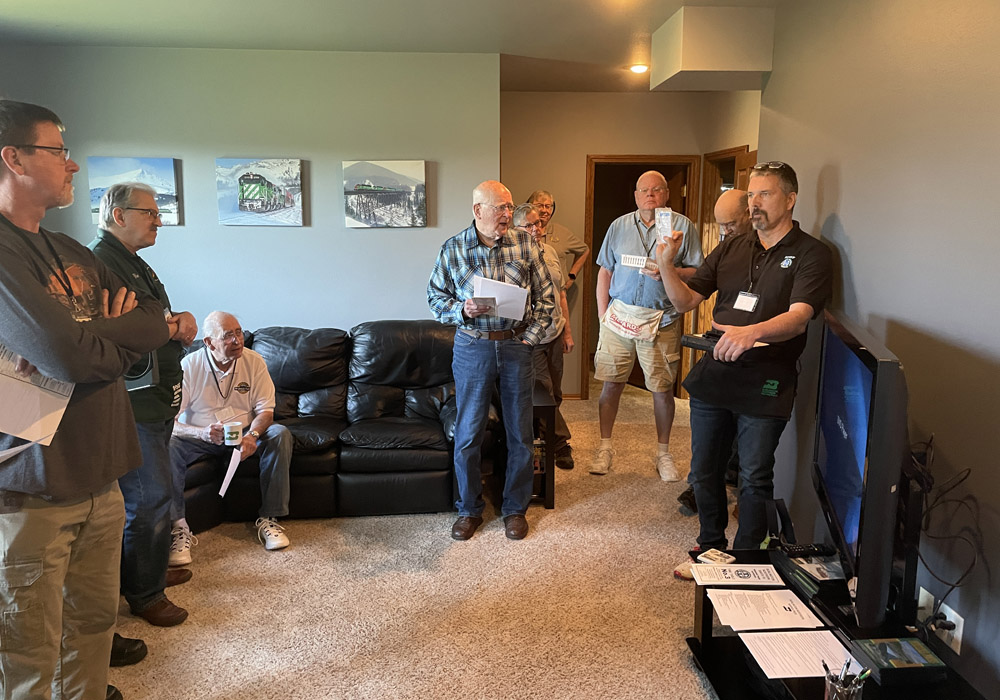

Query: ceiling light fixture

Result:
[629,64,649,74]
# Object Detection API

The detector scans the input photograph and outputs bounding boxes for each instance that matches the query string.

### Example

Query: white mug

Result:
[224,421,243,446]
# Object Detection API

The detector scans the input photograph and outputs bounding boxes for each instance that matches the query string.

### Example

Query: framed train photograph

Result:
[216,158,303,226]
[343,160,426,228]
[87,156,181,225]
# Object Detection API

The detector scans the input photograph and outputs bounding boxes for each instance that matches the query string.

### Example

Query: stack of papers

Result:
[739,630,859,679]
[690,563,783,586]
[706,588,824,631]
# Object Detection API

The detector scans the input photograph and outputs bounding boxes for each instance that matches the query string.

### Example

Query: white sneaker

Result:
[655,452,682,482]
[674,557,696,581]
[168,526,197,566]
[256,517,289,551]
[589,447,614,475]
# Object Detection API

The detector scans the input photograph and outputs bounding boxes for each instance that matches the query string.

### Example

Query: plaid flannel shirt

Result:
[427,222,554,345]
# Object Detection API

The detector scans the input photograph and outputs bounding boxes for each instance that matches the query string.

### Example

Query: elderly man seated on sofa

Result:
[169,311,293,560]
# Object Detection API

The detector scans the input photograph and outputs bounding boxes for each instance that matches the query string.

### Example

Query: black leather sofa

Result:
[181,319,465,533]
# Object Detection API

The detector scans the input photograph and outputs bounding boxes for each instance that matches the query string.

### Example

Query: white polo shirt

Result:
[177,347,276,428]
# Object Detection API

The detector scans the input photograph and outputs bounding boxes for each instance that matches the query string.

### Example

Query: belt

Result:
[458,326,526,341]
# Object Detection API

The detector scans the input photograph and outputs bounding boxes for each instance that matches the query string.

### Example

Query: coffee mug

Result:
[224,421,243,446]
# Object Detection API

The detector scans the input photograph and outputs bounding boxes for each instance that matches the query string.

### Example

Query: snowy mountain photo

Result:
[87,156,180,225]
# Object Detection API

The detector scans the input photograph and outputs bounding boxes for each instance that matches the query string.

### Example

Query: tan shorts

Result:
[594,316,682,393]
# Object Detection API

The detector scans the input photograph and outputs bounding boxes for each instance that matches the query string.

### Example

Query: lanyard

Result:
[747,242,773,294]
[11,227,74,298]
[205,346,238,400]
[634,215,656,258]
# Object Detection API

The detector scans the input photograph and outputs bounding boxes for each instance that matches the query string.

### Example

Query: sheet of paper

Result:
[0,343,74,446]
[690,563,784,586]
[218,448,242,497]
[473,276,527,321]
[739,630,860,679]
[0,441,39,465]
[706,588,824,631]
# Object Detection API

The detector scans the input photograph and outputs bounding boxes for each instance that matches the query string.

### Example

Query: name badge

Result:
[734,291,759,312]
[215,406,239,423]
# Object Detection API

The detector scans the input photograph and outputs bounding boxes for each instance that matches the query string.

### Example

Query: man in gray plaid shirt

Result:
[427,180,555,541]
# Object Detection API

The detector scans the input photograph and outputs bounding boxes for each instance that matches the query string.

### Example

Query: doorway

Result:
[583,154,701,398]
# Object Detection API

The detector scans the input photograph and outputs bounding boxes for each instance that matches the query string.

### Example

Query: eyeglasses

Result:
[532,202,554,211]
[752,161,790,172]
[218,329,244,343]
[636,186,667,195]
[518,221,542,230]
[124,207,162,220]
[13,144,71,161]
[482,203,515,214]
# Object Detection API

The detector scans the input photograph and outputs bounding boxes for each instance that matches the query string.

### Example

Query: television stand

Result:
[687,550,986,700]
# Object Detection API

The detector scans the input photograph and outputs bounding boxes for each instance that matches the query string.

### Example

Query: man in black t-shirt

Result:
[655,162,832,576]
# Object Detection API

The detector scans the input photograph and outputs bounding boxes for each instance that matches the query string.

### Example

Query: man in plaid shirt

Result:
[428,180,555,541]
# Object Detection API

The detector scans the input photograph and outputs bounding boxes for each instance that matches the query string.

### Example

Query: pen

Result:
[839,659,850,683]
[821,659,832,679]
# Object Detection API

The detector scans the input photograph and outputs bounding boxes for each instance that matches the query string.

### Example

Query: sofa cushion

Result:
[346,383,405,423]
[405,384,454,421]
[338,445,452,474]
[339,417,448,450]
[253,327,349,392]
[280,417,346,454]
[349,320,454,387]
[299,385,347,421]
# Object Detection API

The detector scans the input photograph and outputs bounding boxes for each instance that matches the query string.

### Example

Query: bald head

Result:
[472,180,514,243]
[714,189,751,239]
[202,311,245,366]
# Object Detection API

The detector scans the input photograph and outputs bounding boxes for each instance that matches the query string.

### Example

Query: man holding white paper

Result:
[591,170,702,480]
[0,99,169,700]
[427,180,554,541]
[170,311,292,554]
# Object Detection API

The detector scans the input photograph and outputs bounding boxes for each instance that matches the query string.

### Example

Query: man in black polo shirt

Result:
[655,162,832,576]
[89,182,199,626]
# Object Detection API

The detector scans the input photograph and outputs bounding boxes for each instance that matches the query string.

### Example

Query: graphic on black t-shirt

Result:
[46,263,102,322]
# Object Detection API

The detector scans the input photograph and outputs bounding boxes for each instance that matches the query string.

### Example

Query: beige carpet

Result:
[110,381,732,700]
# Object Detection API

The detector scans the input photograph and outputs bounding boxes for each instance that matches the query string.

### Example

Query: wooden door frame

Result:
[583,154,702,400]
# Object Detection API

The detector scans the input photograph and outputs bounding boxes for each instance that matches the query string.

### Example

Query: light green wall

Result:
[761,1,1000,693]
[0,45,500,332]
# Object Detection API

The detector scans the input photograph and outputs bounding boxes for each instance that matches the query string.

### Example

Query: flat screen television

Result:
[812,310,911,630]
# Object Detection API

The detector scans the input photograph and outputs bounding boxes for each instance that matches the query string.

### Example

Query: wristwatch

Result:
[248,430,261,440]
[568,273,577,280]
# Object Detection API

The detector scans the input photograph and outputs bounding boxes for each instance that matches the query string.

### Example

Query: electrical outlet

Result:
[918,587,934,617]
[935,601,964,654]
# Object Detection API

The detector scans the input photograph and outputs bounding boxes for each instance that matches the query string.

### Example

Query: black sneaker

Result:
[676,486,697,515]
[554,445,574,470]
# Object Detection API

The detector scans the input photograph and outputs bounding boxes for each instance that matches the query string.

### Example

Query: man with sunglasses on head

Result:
[0,99,169,700]
[428,181,554,541]
[591,170,703,481]
[169,311,292,553]
[89,183,199,628]
[655,162,832,579]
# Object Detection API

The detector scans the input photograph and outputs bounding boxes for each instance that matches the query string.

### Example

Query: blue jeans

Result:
[452,331,534,518]
[689,397,788,550]
[170,423,292,520]
[119,419,174,612]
